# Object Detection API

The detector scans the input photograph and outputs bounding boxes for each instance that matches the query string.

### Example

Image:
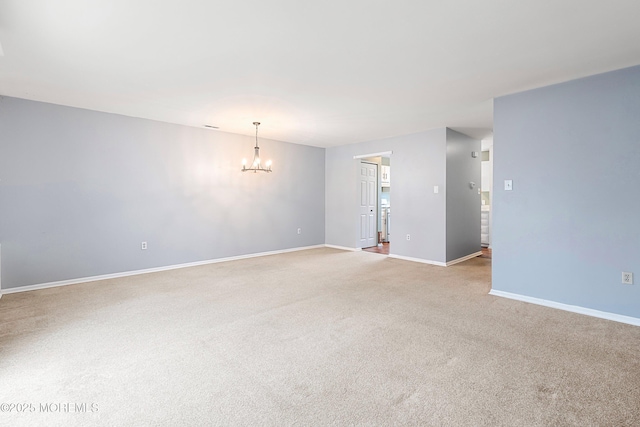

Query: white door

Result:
[359,162,377,248]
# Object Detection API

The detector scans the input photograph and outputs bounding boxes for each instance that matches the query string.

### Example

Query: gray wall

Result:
[325,129,448,263]
[446,129,481,261]
[0,96,325,290]
[493,65,640,318]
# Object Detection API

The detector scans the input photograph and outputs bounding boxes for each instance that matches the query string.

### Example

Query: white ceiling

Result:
[1,1,639,147]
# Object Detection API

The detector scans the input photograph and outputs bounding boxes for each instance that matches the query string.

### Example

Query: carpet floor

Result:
[1,247,639,426]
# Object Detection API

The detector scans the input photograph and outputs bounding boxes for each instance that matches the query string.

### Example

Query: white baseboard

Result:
[388,254,447,267]
[446,251,483,266]
[0,245,325,296]
[489,289,640,327]
[324,244,361,252]
[388,251,482,267]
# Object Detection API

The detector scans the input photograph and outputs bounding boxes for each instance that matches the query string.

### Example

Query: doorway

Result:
[380,159,391,247]
[359,161,377,249]
[356,153,392,253]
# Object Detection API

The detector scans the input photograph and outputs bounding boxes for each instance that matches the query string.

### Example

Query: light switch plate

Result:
[504,180,513,191]
[434,186,439,194]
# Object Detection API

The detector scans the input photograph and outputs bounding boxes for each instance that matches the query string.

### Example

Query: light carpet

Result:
[1,247,639,426]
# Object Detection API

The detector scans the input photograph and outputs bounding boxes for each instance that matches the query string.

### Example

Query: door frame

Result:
[359,160,378,249]
[353,151,393,250]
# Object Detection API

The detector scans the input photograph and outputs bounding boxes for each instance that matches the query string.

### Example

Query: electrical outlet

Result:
[622,272,633,285]
[141,242,147,250]
[297,228,302,235]
[406,234,411,241]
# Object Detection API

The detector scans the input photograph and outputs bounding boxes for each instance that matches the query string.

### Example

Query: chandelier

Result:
[241,122,272,173]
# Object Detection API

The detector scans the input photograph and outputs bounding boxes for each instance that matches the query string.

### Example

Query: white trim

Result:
[0,245,325,296]
[446,251,482,266]
[488,289,640,327]
[388,254,447,267]
[325,244,361,252]
[353,151,393,159]
[387,251,482,267]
